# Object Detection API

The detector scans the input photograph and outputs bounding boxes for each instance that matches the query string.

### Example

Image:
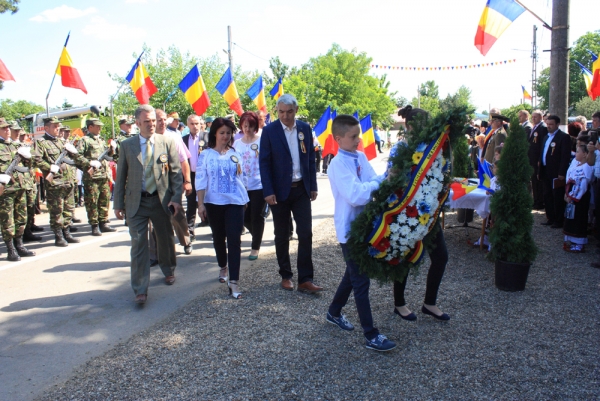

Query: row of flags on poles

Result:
[313,106,377,161]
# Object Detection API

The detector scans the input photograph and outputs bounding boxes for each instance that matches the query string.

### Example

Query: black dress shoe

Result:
[421,305,450,321]
[394,308,417,321]
[551,223,563,229]
[541,221,555,226]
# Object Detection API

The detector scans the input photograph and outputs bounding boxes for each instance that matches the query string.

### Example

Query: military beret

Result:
[168,112,180,121]
[43,116,60,124]
[205,116,215,123]
[119,117,134,125]
[490,113,510,123]
[86,118,104,127]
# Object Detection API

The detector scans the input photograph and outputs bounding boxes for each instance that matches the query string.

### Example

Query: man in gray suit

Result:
[114,105,184,305]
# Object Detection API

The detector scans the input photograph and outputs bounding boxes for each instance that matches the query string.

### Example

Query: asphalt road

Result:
[0,150,390,401]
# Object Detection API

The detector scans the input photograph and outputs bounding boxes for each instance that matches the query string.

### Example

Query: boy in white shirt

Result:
[326,115,396,352]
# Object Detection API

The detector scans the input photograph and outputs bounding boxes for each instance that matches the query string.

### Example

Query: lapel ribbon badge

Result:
[551,142,556,156]
[159,153,169,175]
[298,132,306,153]
[230,155,241,175]
[251,143,259,157]
[199,140,205,155]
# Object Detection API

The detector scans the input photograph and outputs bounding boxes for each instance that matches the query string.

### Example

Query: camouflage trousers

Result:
[26,186,36,229]
[83,178,110,225]
[0,189,27,241]
[47,185,74,230]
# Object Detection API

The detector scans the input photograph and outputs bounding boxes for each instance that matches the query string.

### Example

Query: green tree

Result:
[419,80,439,98]
[0,0,19,14]
[0,99,44,120]
[536,30,600,110]
[501,103,534,122]
[282,44,396,126]
[573,95,600,118]
[62,99,73,109]
[440,85,476,119]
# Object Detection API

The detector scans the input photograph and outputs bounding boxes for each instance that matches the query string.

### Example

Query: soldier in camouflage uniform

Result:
[73,118,116,236]
[60,126,83,232]
[9,122,42,242]
[32,117,80,247]
[0,120,36,261]
[113,117,135,162]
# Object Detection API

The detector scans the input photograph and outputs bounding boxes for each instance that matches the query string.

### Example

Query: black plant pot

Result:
[495,260,531,291]
[456,208,474,224]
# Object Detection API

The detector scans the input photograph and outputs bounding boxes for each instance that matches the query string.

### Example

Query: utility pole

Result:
[549,0,569,128]
[227,26,233,73]
[531,25,538,108]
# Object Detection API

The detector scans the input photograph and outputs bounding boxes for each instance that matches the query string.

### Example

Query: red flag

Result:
[0,59,15,82]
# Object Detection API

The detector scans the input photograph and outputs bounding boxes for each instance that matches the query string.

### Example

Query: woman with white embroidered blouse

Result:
[196,118,249,299]
[233,111,265,261]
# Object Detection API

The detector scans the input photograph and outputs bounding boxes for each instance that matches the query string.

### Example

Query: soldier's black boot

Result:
[91,224,102,236]
[62,227,80,243]
[14,236,35,257]
[23,227,42,242]
[69,225,79,232]
[5,239,21,261]
[72,216,82,223]
[99,222,116,233]
[53,228,68,247]
[31,224,44,232]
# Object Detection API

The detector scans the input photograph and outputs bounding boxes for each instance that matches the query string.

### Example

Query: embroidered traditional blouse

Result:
[233,137,262,191]
[195,148,249,205]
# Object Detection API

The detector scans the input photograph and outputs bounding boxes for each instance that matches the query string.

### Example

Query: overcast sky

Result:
[1,0,598,114]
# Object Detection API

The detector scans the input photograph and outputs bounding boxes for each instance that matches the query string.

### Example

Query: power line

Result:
[233,42,271,63]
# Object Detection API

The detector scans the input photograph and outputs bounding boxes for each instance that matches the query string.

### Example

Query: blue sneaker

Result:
[365,334,396,352]
[326,312,355,331]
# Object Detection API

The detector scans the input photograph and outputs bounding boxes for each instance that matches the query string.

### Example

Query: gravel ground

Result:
[39,210,599,400]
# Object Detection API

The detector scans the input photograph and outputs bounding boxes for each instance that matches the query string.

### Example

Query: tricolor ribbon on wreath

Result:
[366,126,451,267]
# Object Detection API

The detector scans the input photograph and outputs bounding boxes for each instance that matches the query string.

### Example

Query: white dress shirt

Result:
[542,130,558,166]
[281,120,302,181]
[328,148,385,243]
[163,129,191,163]
[187,133,200,172]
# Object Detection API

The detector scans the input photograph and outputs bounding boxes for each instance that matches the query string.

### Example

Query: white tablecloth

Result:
[448,187,491,219]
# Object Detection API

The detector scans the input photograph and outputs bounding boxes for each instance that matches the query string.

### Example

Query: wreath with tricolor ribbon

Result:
[347,107,470,283]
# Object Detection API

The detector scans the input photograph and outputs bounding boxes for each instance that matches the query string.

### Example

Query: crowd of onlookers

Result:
[464,109,600,260]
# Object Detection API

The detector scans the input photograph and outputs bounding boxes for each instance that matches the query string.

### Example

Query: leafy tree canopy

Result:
[0,99,44,121]
[0,0,19,14]
[536,30,600,111]
[573,96,600,118]
[501,103,534,122]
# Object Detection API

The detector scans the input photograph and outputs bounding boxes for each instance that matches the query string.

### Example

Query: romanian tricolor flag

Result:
[590,52,600,101]
[246,75,267,113]
[0,59,15,82]
[359,114,377,161]
[521,85,532,100]
[474,0,525,56]
[353,111,365,152]
[55,33,87,94]
[126,52,157,105]
[575,61,594,98]
[478,158,495,193]
[215,67,243,117]
[269,77,283,100]
[450,181,477,200]
[179,64,210,116]
[315,106,337,157]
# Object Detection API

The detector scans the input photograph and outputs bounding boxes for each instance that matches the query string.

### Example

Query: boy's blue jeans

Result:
[328,243,379,340]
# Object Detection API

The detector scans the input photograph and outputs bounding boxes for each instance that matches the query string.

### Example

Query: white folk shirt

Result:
[233,137,262,191]
[281,120,302,181]
[195,148,249,206]
[328,148,385,243]
[187,133,200,172]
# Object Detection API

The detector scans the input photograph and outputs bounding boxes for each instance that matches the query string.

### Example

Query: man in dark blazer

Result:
[114,105,184,305]
[259,94,322,294]
[527,110,547,210]
[538,115,571,228]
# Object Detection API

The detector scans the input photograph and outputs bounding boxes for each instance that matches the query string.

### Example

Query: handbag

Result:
[565,202,575,219]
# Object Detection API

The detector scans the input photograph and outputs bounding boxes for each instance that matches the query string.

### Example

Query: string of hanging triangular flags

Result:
[370,58,518,71]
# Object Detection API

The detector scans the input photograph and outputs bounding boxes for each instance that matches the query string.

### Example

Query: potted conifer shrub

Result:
[487,117,538,291]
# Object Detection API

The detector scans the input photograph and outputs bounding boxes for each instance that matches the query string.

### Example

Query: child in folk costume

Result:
[563,144,593,253]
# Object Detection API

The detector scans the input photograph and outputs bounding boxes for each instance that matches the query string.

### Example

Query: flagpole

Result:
[514,0,552,30]
[45,31,71,117]
[163,87,178,112]
[111,50,145,139]
[110,80,128,139]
